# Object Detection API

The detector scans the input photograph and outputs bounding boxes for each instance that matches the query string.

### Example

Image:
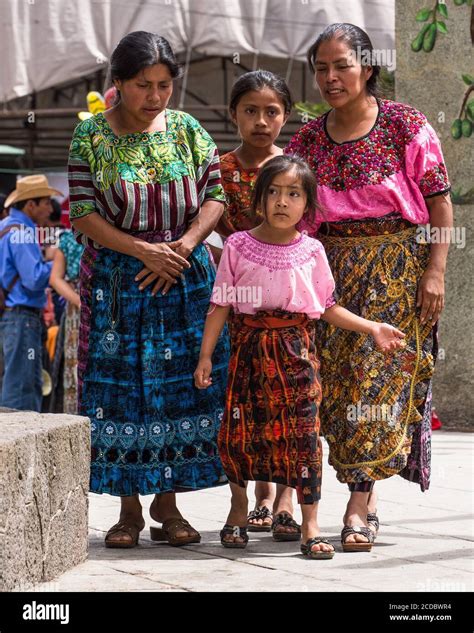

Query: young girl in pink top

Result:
[194,155,405,558]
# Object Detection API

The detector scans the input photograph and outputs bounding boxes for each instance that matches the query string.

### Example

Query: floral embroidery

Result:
[69,110,218,190]
[286,99,449,195]
[419,164,449,197]
[228,231,323,271]
[220,152,262,233]
[68,109,225,237]
[69,201,96,220]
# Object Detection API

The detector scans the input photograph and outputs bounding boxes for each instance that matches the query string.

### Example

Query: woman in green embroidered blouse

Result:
[68,32,230,548]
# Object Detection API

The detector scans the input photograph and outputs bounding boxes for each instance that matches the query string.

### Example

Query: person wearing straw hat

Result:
[0,174,62,411]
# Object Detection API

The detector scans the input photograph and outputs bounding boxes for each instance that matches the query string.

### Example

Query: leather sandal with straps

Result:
[341,525,375,552]
[301,537,335,560]
[105,521,143,548]
[150,517,201,546]
[367,512,380,539]
[220,524,249,549]
[271,511,301,542]
[247,505,273,532]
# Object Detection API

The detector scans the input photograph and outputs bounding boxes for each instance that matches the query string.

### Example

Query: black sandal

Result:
[247,506,273,532]
[271,512,301,542]
[220,524,249,549]
[301,537,335,559]
[367,512,380,539]
[341,525,374,552]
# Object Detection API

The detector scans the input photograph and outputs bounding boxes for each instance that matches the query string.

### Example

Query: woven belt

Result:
[319,226,418,247]
[242,314,308,329]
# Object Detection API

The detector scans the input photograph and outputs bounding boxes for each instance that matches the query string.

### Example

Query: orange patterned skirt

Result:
[218,309,323,504]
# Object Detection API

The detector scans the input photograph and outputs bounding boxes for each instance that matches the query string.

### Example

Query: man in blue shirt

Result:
[0,175,62,411]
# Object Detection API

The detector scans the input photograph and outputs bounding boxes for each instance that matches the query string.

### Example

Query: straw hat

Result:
[5,175,63,209]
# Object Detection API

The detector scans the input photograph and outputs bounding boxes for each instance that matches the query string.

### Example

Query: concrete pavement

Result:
[30,431,473,592]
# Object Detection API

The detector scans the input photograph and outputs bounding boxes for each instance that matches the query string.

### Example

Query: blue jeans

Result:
[0,308,43,411]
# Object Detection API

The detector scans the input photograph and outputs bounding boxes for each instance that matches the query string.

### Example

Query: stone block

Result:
[0,412,90,591]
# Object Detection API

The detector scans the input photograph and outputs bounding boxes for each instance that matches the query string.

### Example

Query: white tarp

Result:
[1,0,394,102]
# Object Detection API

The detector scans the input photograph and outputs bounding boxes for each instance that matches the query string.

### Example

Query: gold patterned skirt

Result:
[316,215,436,491]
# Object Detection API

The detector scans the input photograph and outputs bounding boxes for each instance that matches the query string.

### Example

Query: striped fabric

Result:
[68,110,225,248]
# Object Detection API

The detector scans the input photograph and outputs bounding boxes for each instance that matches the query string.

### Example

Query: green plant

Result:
[411,0,474,52]
[411,2,448,52]
[450,186,474,204]
[452,0,474,45]
[379,68,395,100]
[294,101,331,121]
[451,74,474,139]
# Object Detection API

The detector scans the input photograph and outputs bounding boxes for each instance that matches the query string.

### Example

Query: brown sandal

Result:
[341,525,374,552]
[247,506,273,532]
[150,517,201,546]
[105,521,143,548]
[271,512,301,542]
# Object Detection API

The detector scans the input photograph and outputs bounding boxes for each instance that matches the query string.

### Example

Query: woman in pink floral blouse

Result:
[285,23,453,551]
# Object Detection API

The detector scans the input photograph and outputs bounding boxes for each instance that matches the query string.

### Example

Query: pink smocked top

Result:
[211,231,336,318]
[285,99,451,232]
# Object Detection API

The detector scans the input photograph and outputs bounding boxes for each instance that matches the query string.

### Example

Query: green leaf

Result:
[438,3,448,17]
[466,100,474,121]
[462,74,474,85]
[416,7,431,20]
[436,20,448,33]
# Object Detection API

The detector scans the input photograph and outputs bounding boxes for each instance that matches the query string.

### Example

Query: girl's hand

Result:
[417,267,445,325]
[72,293,81,308]
[194,357,213,389]
[371,323,406,353]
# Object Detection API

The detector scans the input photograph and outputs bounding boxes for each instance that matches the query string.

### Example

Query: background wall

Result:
[396,0,474,428]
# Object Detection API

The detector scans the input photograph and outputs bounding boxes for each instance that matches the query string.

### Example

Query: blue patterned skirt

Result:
[78,236,230,496]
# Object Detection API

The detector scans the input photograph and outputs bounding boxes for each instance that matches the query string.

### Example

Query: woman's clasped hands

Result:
[135,238,193,295]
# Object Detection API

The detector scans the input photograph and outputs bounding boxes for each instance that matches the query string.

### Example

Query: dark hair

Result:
[307,23,380,97]
[15,197,45,211]
[49,198,62,222]
[0,194,8,218]
[110,31,183,88]
[229,70,293,115]
[251,155,319,223]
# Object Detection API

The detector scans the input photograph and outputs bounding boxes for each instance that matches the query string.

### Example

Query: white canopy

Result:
[1,0,395,102]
